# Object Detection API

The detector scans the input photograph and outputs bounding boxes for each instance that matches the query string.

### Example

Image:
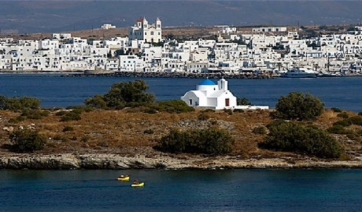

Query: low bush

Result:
[156,127,234,155]
[152,100,195,113]
[0,96,40,112]
[55,111,67,116]
[62,126,74,132]
[331,107,342,113]
[198,113,210,121]
[348,116,362,126]
[252,126,268,135]
[143,129,154,134]
[333,119,352,127]
[259,120,342,158]
[337,112,349,119]
[233,109,244,113]
[10,129,47,153]
[327,125,351,134]
[21,109,49,120]
[237,97,252,105]
[223,108,233,115]
[60,111,82,122]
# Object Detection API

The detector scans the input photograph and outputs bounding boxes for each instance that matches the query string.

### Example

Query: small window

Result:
[189,99,193,105]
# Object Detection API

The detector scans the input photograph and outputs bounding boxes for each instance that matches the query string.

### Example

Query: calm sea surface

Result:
[0,73,361,112]
[1,74,362,211]
[0,169,361,212]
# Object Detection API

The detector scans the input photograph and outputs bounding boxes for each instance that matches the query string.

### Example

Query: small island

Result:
[0,79,361,170]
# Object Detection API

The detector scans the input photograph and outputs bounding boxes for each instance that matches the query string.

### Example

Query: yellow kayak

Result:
[117,176,130,181]
[131,182,144,187]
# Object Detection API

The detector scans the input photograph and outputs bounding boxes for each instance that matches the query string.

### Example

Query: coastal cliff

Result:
[1,153,362,170]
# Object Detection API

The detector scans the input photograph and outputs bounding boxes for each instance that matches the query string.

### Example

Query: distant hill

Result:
[0,1,361,34]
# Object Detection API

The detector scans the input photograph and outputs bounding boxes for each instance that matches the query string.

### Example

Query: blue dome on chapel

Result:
[199,79,216,85]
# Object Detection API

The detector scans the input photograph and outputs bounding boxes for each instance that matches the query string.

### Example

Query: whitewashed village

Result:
[1,17,362,77]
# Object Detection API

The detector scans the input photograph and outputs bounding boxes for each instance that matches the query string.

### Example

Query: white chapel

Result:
[181,78,269,110]
[181,78,237,110]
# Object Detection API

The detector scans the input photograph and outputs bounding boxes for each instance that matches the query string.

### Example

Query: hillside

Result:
[1,1,362,34]
[0,107,361,169]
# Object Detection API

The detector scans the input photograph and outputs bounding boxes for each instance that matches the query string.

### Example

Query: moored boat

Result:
[280,67,318,78]
[117,175,130,181]
[131,181,144,187]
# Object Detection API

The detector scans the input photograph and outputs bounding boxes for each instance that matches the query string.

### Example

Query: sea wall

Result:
[62,71,275,79]
[1,154,362,170]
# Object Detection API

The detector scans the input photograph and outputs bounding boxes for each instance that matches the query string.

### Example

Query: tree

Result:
[273,92,324,121]
[157,128,234,155]
[0,96,40,112]
[237,97,252,105]
[85,80,155,109]
[10,129,47,153]
[259,120,342,158]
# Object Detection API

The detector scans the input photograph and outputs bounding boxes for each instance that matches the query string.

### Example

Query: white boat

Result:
[280,67,318,78]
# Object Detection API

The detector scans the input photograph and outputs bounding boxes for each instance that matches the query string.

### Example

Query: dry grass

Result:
[0,108,361,160]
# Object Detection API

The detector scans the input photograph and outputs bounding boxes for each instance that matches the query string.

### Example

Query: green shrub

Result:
[85,80,155,109]
[333,119,352,127]
[198,113,210,121]
[10,129,47,153]
[156,128,234,155]
[331,107,342,112]
[252,126,267,135]
[55,111,67,116]
[233,109,244,113]
[143,129,154,134]
[8,116,26,123]
[348,116,362,126]
[237,97,252,105]
[274,92,324,120]
[223,108,233,115]
[62,126,74,132]
[0,96,41,112]
[81,135,90,143]
[203,109,215,113]
[53,134,63,141]
[327,125,350,134]
[259,120,342,158]
[60,111,82,122]
[153,100,195,113]
[143,108,158,114]
[21,109,49,120]
[337,112,349,119]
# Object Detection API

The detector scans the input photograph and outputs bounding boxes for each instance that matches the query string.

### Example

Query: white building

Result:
[101,24,116,30]
[181,78,269,110]
[181,78,237,110]
[252,27,287,33]
[129,17,162,43]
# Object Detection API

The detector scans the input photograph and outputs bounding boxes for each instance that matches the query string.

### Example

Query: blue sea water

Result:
[1,74,362,211]
[0,169,361,212]
[0,74,361,112]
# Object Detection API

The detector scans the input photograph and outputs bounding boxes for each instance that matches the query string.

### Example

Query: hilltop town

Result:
[1,18,362,77]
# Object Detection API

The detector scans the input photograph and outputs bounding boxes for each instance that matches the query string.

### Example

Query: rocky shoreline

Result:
[1,154,362,170]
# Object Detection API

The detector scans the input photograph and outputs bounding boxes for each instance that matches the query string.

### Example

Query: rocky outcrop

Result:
[1,154,362,169]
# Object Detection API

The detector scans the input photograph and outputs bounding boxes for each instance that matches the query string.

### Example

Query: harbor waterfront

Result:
[0,169,362,212]
[0,73,361,112]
